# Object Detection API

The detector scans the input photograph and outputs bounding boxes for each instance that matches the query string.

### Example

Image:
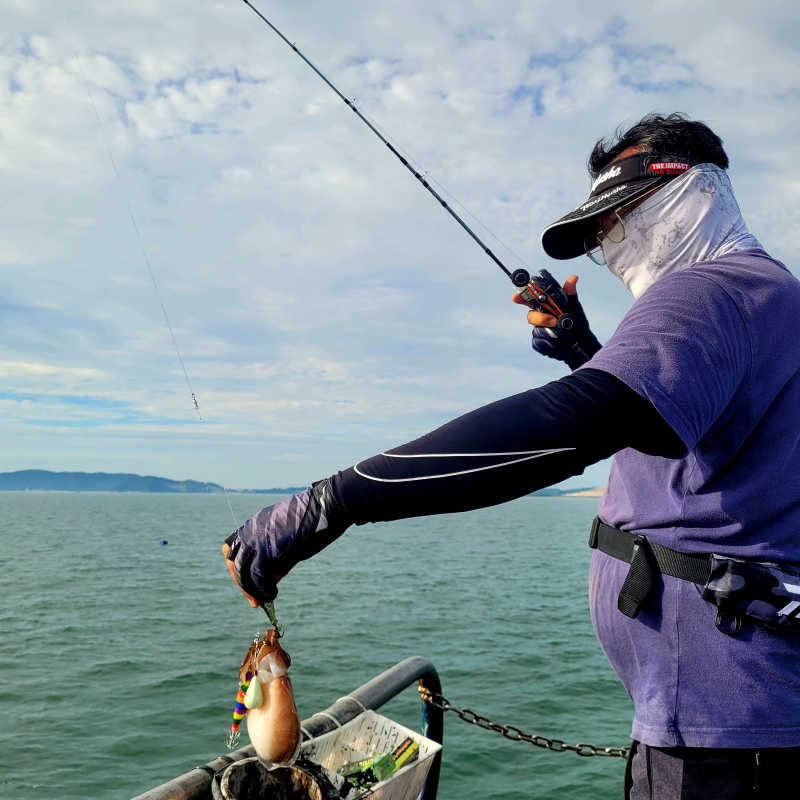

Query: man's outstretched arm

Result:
[224,368,685,603]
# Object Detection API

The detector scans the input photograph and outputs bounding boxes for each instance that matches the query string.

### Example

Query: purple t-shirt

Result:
[586,249,800,748]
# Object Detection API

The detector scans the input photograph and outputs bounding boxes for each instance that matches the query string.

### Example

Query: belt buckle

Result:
[588,517,601,549]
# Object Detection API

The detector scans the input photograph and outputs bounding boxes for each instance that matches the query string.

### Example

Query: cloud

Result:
[0,0,798,488]
[0,360,99,378]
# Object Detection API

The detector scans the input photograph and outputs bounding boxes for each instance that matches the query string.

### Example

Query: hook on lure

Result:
[261,601,283,638]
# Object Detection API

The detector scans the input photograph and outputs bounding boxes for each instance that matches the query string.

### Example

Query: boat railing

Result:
[131,655,443,800]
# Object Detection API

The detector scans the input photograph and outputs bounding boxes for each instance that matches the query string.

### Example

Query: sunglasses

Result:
[583,182,664,266]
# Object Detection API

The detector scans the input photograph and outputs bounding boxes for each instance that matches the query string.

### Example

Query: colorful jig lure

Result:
[225,635,260,749]
[226,670,253,749]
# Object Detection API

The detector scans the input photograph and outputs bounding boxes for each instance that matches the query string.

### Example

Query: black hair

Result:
[588,112,729,177]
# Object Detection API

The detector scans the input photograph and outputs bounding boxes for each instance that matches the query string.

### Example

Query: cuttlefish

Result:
[238,630,302,766]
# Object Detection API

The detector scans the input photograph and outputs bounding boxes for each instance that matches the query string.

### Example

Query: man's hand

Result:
[221,481,350,607]
[222,542,280,608]
[512,275,601,369]
[221,490,310,606]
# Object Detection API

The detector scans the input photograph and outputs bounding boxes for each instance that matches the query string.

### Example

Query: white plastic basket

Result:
[300,710,442,800]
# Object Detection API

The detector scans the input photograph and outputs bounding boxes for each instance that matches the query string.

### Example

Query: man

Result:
[223,113,800,798]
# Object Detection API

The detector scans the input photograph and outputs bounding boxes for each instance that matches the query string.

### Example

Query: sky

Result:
[1,0,799,490]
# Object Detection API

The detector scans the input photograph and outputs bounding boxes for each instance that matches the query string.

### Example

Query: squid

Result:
[227,630,302,767]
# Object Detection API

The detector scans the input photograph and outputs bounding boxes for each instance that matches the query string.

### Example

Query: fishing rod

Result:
[239,0,586,356]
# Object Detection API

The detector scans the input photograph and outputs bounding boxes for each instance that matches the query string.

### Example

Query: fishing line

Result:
[73,54,200,422]
[71,49,238,528]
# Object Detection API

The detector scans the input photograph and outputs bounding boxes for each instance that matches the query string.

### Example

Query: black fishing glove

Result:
[224,479,351,603]
[531,291,602,370]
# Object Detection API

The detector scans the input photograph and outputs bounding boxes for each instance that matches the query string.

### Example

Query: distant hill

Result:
[561,487,605,498]
[0,470,308,494]
[0,470,228,493]
[529,486,603,497]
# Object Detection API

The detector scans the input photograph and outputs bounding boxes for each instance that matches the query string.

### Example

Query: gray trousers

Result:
[624,741,800,799]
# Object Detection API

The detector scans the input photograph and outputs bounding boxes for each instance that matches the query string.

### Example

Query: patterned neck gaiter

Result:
[602,164,762,299]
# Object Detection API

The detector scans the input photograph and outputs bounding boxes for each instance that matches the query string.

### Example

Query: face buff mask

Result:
[601,164,762,299]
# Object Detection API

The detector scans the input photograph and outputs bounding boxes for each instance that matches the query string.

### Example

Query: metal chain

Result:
[419,687,630,759]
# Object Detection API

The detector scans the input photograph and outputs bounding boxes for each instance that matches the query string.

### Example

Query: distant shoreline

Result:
[0,470,604,497]
[0,488,299,495]
[0,470,302,495]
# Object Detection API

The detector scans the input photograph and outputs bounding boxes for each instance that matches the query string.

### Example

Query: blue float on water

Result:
[158,540,168,546]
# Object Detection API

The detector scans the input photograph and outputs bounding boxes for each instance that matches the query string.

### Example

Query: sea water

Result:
[0,492,632,800]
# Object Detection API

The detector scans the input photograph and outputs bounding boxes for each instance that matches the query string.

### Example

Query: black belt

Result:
[589,517,712,618]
